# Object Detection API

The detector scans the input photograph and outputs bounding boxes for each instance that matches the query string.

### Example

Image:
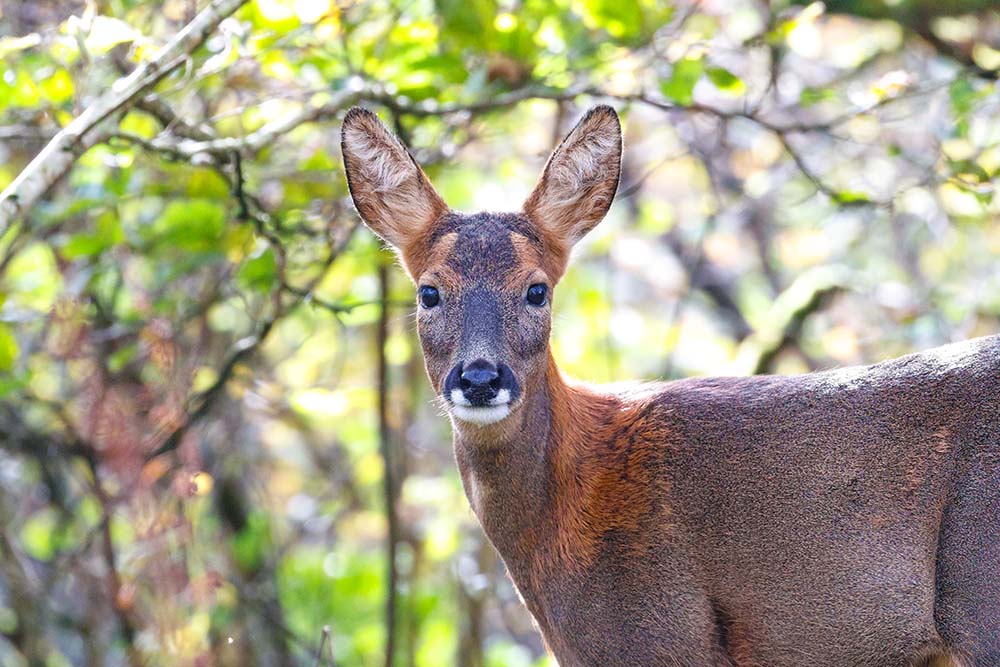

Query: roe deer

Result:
[341,105,1000,667]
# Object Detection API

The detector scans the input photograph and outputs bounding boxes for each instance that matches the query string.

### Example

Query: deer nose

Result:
[459,359,501,404]
[444,360,520,410]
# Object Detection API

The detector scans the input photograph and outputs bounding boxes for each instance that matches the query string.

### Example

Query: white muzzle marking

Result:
[450,388,511,426]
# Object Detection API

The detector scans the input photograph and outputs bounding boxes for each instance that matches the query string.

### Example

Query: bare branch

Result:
[315,625,338,667]
[146,86,366,157]
[146,319,275,460]
[733,266,850,375]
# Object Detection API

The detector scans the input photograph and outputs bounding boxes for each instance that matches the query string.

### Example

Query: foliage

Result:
[0,0,997,666]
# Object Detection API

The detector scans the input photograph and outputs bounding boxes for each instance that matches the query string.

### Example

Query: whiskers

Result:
[430,392,453,418]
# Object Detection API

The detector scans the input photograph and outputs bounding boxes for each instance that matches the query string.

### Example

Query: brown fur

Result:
[545,364,668,572]
[342,106,1000,667]
[340,107,447,278]
[522,105,622,279]
[910,643,973,667]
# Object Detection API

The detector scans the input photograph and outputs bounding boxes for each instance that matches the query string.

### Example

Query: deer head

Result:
[341,106,622,429]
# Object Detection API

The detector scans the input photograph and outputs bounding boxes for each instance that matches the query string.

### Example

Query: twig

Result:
[94,68,950,225]
[774,132,886,207]
[144,86,366,158]
[733,266,850,374]
[88,460,143,667]
[147,319,275,460]
[0,125,58,142]
[315,625,338,667]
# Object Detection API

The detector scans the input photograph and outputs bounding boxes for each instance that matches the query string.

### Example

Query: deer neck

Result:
[453,352,557,550]
[451,353,598,582]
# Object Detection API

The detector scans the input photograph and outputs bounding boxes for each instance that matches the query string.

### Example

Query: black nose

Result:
[460,359,500,404]
[444,359,520,407]
[461,359,499,389]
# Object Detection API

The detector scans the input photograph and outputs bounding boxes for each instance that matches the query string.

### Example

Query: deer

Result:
[340,104,1000,667]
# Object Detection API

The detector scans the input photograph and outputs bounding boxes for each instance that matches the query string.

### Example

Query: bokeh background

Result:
[0,0,998,665]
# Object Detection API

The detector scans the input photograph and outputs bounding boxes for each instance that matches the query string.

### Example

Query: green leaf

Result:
[38,68,74,105]
[706,66,746,96]
[574,0,673,46]
[185,168,231,199]
[948,159,991,184]
[61,234,106,259]
[660,56,703,106]
[249,0,301,32]
[949,78,976,117]
[21,509,59,561]
[3,243,62,311]
[61,210,124,259]
[833,190,872,205]
[0,372,28,399]
[107,344,138,373]
[237,247,277,292]
[232,512,272,572]
[435,0,498,48]
[800,87,837,106]
[0,607,16,635]
[0,68,41,109]
[0,323,17,371]
[146,199,226,253]
[40,198,107,226]
[581,0,643,42]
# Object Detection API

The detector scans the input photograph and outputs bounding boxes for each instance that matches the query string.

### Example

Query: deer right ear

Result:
[341,107,448,254]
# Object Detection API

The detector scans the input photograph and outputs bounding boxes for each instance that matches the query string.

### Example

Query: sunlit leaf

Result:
[0,34,41,59]
[146,199,226,253]
[38,68,74,104]
[706,66,746,96]
[232,512,273,572]
[659,56,703,105]
[3,243,62,311]
[237,247,277,291]
[800,86,837,106]
[79,16,141,54]
[21,509,59,561]
[833,190,873,205]
[0,323,17,371]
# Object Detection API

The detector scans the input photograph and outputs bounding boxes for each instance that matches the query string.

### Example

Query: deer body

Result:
[457,343,1000,667]
[341,106,1000,666]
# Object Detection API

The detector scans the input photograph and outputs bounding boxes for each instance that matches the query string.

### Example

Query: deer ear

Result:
[341,107,448,252]
[523,105,622,254]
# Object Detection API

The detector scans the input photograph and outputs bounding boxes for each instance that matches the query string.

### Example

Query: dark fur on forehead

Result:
[423,211,550,280]
[430,212,543,247]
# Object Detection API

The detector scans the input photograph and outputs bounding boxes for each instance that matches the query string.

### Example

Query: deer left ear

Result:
[523,105,622,262]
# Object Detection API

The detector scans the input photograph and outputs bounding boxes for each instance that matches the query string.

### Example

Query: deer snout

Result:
[460,359,501,404]
[445,359,518,410]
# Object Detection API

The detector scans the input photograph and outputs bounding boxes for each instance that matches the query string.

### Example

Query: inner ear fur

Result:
[523,105,622,274]
[341,107,448,274]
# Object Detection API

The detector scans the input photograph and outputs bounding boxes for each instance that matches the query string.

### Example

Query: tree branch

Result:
[733,266,850,375]
[0,0,249,234]
[144,86,367,158]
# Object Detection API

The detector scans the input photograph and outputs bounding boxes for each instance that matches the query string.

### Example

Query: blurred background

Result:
[0,0,998,665]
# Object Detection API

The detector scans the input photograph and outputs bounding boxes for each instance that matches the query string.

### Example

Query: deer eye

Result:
[526,283,548,307]
[419,286,440,308]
